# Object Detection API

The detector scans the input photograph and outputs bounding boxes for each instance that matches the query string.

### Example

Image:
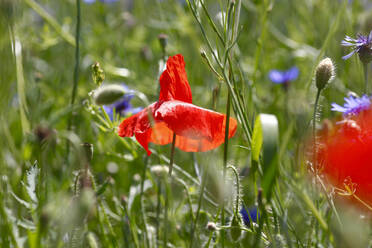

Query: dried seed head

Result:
[315,57,335,91]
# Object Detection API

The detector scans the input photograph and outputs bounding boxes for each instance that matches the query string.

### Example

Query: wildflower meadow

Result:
[1,0,372,247]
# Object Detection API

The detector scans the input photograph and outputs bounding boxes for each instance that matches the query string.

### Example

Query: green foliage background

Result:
[0,0,371,247]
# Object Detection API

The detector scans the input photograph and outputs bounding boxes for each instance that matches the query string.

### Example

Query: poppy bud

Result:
[315,58,335,91]
[358,46,372,64]
[81,143,93,163]
[121,195,128,205]
[158,34,168,51]
[206,222,217,231]
[229,215,242,242]
[93,84,126,105]
[150,165,169,178]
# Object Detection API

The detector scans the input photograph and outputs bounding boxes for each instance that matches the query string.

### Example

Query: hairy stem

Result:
[190,163,209,247]
[221,90,231,247]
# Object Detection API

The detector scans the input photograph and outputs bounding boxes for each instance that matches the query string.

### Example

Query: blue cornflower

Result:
[331,95,371,116]
[268,67,299,85]
[103,84,142,120]
[239,206,259,226]
[84,0,118,4]
[341,30,372,63]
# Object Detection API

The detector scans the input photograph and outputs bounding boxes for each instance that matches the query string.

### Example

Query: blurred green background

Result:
[0,0,371,247]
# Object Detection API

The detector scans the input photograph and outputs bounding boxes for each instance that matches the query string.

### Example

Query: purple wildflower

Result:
[240,206,259,226]
[268,67,299,84]
[331,95,371,116]
[341,30,372,63]
[103,84,142,120]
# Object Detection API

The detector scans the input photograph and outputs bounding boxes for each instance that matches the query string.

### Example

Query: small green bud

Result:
[315,57,335,91]
[229,215,242,242]
[93,84,126,105]
[91,62,105,86]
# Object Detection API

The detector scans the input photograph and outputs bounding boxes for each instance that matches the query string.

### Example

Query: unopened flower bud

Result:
[121,195,128,205]
[257,187,263,206]
[207,222,217,231]
[81,143,93,163]
[229,215,242,242]
[150,165,169,178]
[358,46,372,64]
[133,173,141,182]
[93,84,126,105]
[92,62,105,86]
[315,58,335,91]
[158,34,168,51]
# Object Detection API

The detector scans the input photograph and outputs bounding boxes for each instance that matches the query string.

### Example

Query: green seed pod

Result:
[315,57,335,91]
[93,84,126,105]
[229,215,242,242]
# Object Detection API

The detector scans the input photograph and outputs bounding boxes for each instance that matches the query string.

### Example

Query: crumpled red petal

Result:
[159,54,192,104]
[118,101,237,155]
[151,101,237,152]
[118,54,237,156]
[316,108,372,208]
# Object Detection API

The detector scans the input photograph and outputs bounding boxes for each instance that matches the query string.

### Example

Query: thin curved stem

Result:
[221,90,231,247]
[190,163,209,248]
[66,0,81,158]
[140,156,149,248]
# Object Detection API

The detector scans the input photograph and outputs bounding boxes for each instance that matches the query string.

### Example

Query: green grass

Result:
[0,0,371,247]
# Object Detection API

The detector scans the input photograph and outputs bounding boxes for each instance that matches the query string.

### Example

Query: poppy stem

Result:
[312,89,321,171]
[163,132,176,247]
[221,90,231,246]
[140,156,150,248]
[190,162,209,247]
[168,132,177,176]
[66,0,81,159]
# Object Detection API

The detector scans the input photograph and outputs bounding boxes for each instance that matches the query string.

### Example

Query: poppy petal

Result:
[149,119,237,152]
[316,109,372,208]
[118,103,157,155]
[159,54,192,103]
[152,101,237,152]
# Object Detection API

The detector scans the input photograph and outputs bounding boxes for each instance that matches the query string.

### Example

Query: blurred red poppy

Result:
[315,108,372,209]
[118,54,237,156]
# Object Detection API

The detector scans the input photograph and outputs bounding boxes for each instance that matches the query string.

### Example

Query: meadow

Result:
[0,0,372,247]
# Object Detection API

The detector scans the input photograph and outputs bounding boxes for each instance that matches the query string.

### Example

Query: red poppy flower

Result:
[118,54,237,156]
[315,107,372,209]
